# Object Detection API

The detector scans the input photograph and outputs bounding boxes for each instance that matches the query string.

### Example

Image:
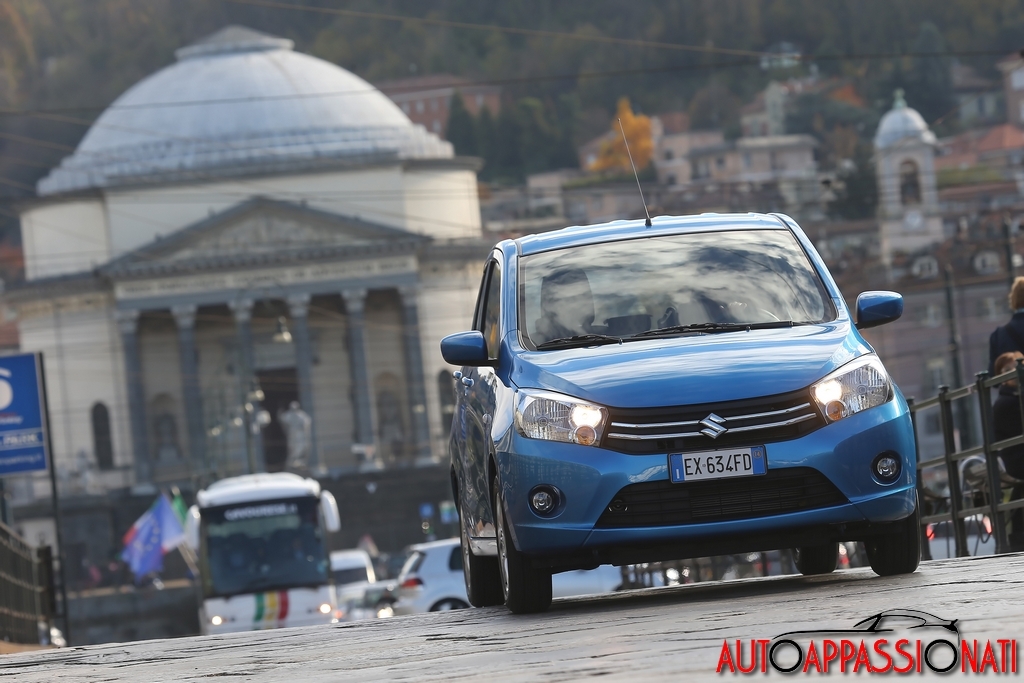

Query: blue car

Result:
[441,213,918,614]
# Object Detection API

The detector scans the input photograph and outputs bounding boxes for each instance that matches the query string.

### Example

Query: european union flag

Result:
[121,494,185,582]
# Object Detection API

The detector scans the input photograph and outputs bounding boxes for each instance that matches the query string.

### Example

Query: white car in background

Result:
[330,549,381,621]
[391,538,623,614]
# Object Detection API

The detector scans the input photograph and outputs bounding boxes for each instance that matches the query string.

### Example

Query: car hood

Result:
[511,322,868,408]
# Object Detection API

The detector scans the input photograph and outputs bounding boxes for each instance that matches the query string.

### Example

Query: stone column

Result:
[398,286,433,464]
[229,298,264,473]
[287,293,319,470]
[172,304,206,471]
[116,309,150,484]
[341,289,375,461]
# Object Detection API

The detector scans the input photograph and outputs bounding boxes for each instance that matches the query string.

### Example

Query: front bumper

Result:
[494,397,915,563]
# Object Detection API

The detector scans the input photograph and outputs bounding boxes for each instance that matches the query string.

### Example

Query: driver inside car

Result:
[534,268,596,344]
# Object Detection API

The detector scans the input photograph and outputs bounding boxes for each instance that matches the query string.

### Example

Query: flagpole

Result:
[167,486,199,578]
[178,543,200,578]
[37,353,71,644]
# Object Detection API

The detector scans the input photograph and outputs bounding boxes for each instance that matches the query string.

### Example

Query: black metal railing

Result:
[909,358,1024,558]
[0,522,54,645]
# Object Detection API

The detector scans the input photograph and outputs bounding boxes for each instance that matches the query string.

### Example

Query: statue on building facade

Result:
[278,401,312,470]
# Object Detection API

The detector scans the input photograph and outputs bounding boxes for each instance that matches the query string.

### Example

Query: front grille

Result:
[603,389,824,455]
[595,467,848,528]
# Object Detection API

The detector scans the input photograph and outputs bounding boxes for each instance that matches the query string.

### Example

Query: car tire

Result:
[494,487,552,614]
[430,598,469,611]
[460,519,504,607]
[866,498,921,577]
[794,542,839,575]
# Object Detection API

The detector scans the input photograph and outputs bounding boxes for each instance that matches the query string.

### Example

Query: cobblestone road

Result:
[3,555,1022,682]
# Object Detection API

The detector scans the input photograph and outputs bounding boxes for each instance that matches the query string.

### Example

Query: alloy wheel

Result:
[496,496,510,599]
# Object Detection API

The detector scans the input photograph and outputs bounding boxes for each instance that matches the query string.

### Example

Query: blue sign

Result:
[0,353,49,476]
[419,502,435,519]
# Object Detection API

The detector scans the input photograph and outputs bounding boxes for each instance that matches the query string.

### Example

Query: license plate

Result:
[669,446,767,483]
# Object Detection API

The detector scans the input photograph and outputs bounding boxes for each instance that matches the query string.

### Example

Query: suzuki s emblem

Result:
[699,413,727,439]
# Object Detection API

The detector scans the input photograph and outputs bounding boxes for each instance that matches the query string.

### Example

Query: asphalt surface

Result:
[3,554,1022,682]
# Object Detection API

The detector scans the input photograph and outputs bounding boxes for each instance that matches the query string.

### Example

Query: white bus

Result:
[185,473,341,634]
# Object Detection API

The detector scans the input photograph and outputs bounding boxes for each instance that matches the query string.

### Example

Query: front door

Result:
[256,368,299,472]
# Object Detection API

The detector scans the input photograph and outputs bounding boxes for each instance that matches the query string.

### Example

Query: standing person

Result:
[988,277,1024,374]
[990,351,1024,551]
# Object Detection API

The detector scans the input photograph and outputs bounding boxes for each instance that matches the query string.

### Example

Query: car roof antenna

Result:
[618,117,652,227]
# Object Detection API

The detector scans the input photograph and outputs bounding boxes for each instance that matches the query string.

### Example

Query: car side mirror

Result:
[440,331,490,366]
[856,291,903,329]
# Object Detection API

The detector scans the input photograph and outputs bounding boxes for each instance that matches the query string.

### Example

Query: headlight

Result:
[811,355,892,423]
[319,603,332,615]
[515,389,607,446]
[210,615,223,626]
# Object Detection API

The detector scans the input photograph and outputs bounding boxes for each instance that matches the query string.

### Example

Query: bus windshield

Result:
[201,497,328,599]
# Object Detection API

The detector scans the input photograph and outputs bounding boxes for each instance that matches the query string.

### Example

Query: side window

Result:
[476,261,502,360]
[91,402,114,471]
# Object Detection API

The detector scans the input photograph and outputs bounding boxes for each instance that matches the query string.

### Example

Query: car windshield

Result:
[201,497,328,599]
[332,567,369,585]
[519,228,834,349]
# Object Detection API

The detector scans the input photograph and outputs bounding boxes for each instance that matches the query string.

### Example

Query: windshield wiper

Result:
[535,333,622,350]
[629,320,800,339]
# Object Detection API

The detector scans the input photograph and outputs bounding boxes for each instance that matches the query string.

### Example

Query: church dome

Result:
[38,26,452,196]
[874,90,936,150]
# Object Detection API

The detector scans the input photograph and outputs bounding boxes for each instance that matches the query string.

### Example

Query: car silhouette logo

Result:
[699,413,727,439]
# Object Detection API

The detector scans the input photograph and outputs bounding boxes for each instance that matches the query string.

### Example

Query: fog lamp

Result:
[529,486,559,515]
[872,453,901,482]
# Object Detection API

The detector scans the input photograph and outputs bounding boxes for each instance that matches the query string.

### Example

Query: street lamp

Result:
[272,316,292,344]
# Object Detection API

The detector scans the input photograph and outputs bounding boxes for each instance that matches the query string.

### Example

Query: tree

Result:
[828,142,878,220]
[687,83,742,135]
[490,106,523,181]
[475,107,496,173]
[590,98,652,173]
[445,93,477,156]
[904,22,956,125]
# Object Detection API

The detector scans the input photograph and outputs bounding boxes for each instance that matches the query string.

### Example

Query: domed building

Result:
[12,27,486,490]
[873,89,944,260]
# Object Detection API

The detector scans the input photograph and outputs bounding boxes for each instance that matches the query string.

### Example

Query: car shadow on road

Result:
[545,567,897,616]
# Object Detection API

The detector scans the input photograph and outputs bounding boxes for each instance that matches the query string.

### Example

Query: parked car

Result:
[441,212,919,614]
[391,538,623,615]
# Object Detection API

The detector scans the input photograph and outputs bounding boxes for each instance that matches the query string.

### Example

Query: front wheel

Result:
[494,487,552,614]
[794,542,839,575]
[866,499,921,577]
[460,518,503,607]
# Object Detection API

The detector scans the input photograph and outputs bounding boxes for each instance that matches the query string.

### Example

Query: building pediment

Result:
[102,197,427,278]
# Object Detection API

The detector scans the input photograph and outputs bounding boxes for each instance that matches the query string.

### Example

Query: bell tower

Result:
[874,90,944,262]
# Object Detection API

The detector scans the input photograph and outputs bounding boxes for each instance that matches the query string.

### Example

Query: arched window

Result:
[91,402,114,471]
[899,160,921,205]
[438,370,456,433]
